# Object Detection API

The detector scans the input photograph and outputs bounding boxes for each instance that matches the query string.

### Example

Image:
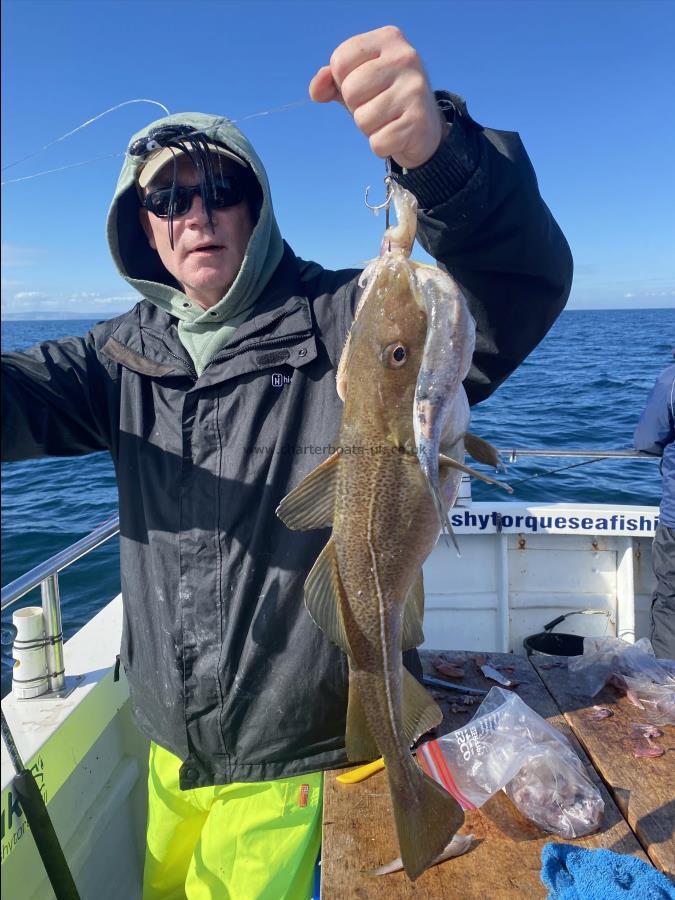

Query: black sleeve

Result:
[393,91,573,405]
[1,332,114,462]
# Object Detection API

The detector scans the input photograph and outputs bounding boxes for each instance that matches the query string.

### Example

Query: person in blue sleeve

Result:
[634,362,675,660]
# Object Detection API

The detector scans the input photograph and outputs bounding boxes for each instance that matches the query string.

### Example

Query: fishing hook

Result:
[364,175,394,228]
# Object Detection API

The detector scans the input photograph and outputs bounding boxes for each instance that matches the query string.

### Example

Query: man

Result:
[635,363,675,660]
[2,26,572,899]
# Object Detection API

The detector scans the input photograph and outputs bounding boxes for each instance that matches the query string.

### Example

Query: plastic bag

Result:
[417,687,604,838]
[568,637,675,725]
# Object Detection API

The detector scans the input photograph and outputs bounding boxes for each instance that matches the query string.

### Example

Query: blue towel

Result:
[541,843,675,900]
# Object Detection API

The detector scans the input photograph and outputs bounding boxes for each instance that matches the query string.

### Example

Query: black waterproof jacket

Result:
[2,100,572,787]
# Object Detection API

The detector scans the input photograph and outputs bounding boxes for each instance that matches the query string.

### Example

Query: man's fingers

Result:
[328,31,383,86]
[352,84,401,138]
[309,66,341,103]
[339,57,394,113]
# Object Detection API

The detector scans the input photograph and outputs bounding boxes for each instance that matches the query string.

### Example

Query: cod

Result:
[277,183,497,880]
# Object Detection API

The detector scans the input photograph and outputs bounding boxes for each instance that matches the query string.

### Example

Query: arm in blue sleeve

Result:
[634,366,675,457]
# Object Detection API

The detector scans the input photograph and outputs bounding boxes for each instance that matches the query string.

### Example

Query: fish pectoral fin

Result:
[275,450,341,530]
[304,537,350,654]
[346,679,381,762]
[401,571,425,651]
[402,669,443,746]
[439,453,513,494]
[464,432,502,469]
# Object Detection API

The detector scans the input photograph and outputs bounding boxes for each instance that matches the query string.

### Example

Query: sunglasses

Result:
[142,176,245,218]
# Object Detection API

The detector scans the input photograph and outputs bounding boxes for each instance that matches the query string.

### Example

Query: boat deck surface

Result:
[321,650,673,898]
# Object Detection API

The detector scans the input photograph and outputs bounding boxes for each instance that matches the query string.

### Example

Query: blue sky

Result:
[2,0,673,317]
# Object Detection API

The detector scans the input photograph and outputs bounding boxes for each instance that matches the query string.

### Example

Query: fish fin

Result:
[443,520,462,557]
[346,679,381,762]
[275,451,341,530]
[439,453,513,494]
[422,465,461,555]
[304,538,350,654]
[391,768,465,881]
[369,833,474,877]
[401,571,425,651]
[402,669,443,745]
[464,433,502,469]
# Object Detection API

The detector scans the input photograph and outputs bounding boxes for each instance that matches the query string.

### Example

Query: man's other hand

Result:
[309,26,445,170]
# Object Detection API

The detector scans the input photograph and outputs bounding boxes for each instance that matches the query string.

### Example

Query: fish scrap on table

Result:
[568,636,675,725]
[432,656,466,679]
[480,663,520,688]
[586,705,613,720]
[630,722,665,758]
[276,181,508,881]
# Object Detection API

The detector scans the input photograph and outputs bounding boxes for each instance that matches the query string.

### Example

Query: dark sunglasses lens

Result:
[146,178,244,217]
[147,187,191,218]
[210,179,242,208]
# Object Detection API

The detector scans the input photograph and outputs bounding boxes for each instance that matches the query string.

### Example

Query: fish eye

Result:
[382,342,408,368]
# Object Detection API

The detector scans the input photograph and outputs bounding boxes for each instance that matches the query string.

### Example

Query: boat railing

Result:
[1,515,120,695]
[0,448,654,698]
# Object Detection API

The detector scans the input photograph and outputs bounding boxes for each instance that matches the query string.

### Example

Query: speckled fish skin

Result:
[334,272,465,879]
[278,184,468,881]
[331,199,465,880]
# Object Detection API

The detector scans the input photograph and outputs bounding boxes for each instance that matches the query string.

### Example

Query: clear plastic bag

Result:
[418,687,604,838]
[568,637,675,725]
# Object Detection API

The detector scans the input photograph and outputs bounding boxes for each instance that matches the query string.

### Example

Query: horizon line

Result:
[3,303,674,321]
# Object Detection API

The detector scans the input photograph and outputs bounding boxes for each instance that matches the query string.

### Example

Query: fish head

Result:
[343,257,427,449]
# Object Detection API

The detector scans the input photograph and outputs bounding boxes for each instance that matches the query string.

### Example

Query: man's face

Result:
[138,154,255,310]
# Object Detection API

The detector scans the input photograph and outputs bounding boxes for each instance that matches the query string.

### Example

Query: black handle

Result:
[2,710,80,900]
[544,614,567,632]
[12,769,81,899]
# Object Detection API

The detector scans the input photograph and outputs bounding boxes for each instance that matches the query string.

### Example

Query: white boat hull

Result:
[1,502,659,897]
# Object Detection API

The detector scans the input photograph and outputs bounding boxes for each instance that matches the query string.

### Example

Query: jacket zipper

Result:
[208,305,306,364]
[209,328,314,367]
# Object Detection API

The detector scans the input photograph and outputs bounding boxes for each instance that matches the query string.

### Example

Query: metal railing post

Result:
[41,574,66,693]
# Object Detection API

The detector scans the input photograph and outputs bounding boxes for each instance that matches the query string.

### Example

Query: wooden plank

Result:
[321,651,647,899]
[532,654,675,877]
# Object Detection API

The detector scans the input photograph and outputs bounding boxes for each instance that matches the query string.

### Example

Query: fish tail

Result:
[390,766,465,881]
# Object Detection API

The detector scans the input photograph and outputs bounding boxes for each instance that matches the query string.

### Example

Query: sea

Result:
[1,308,673,695]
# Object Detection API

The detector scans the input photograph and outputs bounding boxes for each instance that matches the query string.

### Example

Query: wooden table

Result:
[321,650,667,899]
[532,654,675,878]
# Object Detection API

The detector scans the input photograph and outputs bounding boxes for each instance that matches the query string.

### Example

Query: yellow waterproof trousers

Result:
[143,742,322,900]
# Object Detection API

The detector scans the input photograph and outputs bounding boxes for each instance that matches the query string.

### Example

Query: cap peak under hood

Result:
[107,112,284,375]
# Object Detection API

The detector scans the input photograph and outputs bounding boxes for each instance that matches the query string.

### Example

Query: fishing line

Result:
[2,153,125,186]
[484,455,621,492]
[1,98,310,187]
[1,98,171,173]
[234,99,309,122]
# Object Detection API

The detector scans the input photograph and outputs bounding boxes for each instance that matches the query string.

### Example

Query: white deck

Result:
[1,502,659,898]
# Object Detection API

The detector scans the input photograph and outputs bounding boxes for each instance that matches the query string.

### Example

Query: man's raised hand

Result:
[309,26,445,170]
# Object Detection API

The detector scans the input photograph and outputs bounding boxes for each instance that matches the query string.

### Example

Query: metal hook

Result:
[364,175,394,223]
